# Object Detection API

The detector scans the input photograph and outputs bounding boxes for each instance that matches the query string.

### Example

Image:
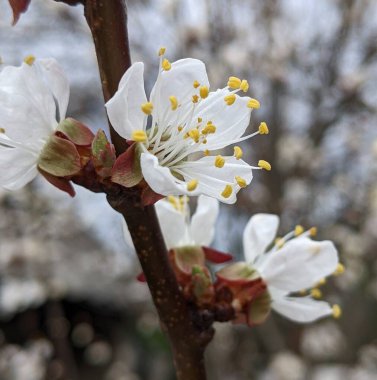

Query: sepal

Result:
[216,262,260,284]
[57,118,95,146]
[111,143,143,187]
[190,265,215,306]
[38,168,76,197]
[247,290,271,326]
[202,247,233,264]
[9,0,31,25]
[38,135,81,177]
[91,129,116,178]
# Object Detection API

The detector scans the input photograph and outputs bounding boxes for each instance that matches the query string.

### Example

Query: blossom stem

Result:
[77,1,213,378]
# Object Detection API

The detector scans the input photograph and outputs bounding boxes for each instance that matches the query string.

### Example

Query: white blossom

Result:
[106,49,270,204]
[123,195,219,250]
[0,57,69,190]
[243,213,340,323]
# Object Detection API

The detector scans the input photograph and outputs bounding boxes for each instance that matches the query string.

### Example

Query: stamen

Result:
[0,128,5,133]
[224,94,236,105]
[332,304,342,319]
[258,160,271,171]
[141,102,153,115]
[188,129,200,143]
[334,263,345,276]
[317,278,327,286]
[177,126,183,132]
[294,225,304,236]
[169,96,178,110]
[240,79,249,92]
[258,122,269,134]
[24,55,35,65]
[193,80,200,88]
[168,195,179,210]
[275,237,285,248]
[192,95,199,103]
[247,98,260,109]
[162,58,171,71]
[200,86,209,99]
[158,47,166,56]
[215,155,225,168]
[309,227,317,237]
[132,130,147,142]
[235,176,247,188]
[203,149,210,156]
[187,179,198,191]
[233,146,243,159]
[221,185,233,198]
[310,288,322,299]
[227,76,241,89]
[197,117,202,123]
[202,122,216,134]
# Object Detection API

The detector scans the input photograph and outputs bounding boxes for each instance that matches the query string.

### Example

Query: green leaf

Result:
[173,246,205,275]
[57,118,94,146]
[216,262,261,284]
[111,143,143,187]
[247,290,271,326]
[91,129,116,178]
[38,135,81,177]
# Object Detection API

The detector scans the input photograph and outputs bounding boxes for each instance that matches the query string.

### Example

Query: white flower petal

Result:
[192,89,252,151]
[258,237,339,292]
[0,147,38,190]
[243,214,279,263]
[140,152,194,196]
[189,195,219,246]
[150,58,209,128]
[175,156,253,204]
[106,62,148,140]
[155,199,188,249]
[37,58,70,121]
[270,289,333,323]
[0,63,57,146]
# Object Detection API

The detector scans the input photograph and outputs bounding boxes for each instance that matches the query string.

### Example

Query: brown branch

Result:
[58,0,213,378]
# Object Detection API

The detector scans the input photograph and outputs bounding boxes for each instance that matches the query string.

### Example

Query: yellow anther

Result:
[227,76,242,89]
[334,263,345,276]
[317,278,327,286]
[202,139,207,144]
[199,85,209,99]
[193,80,200,88]
[24,55,35,66]
[177,126,183,132]
[235,176,247,188]
[202,123,216,134]
[294,225,304,236]
[188,129,200,143]
[162,58,171,71]
[215,155,225,168]
[168,195,179,210]
[240,79,249,92]
[197,117,202,123]
[332,304,342,319]
[233,146,243,160]
[224,94,236,105]
[310,288,322,299]
[309,227,317,237]
[299,289,307,296]
[203,149,210,156]
[158,47,166,56]
[187,179,198,191]
[131,130,148,142]
[169,95,178,111]
[258,160,271,171]
[0,128,5,133]
[221,185,233,198]
[275,237,285,248]
[141,102,153,115]
[192,95,199,103]
[258,122,269,134]
[247,98,260,109]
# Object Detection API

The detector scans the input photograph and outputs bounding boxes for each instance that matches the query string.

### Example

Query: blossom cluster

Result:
[0,50,343,325]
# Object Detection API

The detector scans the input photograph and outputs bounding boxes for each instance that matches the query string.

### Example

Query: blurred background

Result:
[0,0,377,379]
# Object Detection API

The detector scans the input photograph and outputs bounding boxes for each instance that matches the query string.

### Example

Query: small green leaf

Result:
[111,143,143,187]
[38,135,81,177]
[91,129,116,178]
[247,290,271,326]
[57,118,94,146]
[173,246,205,275]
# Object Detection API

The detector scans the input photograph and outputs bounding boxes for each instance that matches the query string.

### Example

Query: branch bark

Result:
[72,1,212,378]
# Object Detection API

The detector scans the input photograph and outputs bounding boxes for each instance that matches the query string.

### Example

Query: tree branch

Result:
[66,1,213,378]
